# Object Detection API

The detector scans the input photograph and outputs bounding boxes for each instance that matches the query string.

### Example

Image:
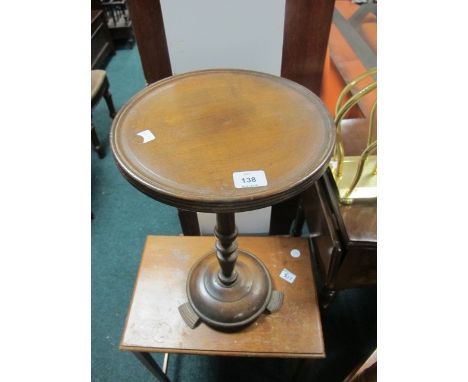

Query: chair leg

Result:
[269,195,300,235]
[177,209,201,236]
[320,287,337,309]
[291,199,305,237]
[91,123,105,158]
[103,89,117,119]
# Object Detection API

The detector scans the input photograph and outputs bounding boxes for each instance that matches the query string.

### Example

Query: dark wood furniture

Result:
[335,118,375,156]
[281,0,336,95]
[126,0,171,85]
[303,167,376,307]
[91,70,116,158]
[121,236,325,381]
[111,70,334,213]
[110,69,335,329]
[125,0,336,235]
[297,79,377,307]
[100,0,134,43]
[91,10,115,69]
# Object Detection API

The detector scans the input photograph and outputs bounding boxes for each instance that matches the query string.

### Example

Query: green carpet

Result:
[91,43,376,382]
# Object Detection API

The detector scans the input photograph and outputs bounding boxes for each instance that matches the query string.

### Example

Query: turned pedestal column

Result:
[181,212,278,329]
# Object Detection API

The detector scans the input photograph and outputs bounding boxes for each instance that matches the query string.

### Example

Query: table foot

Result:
[181,250,283,330]
[178,302,201,329]
[266,290,284,313]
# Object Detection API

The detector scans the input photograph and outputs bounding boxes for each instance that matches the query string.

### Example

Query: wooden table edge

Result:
[109,69,336,214]
[119,345,326,359]
[118,236,152,354]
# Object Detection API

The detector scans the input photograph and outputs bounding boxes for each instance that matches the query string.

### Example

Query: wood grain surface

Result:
[281,0,336,94]
[340,203,377,244]
[125,0,337,231]
[111,69,335,213]
[120,236,325,358]
[126,0,172,84]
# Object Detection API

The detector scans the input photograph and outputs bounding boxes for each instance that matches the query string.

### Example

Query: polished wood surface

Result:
[126,0,172,84]
[126,0,336,233]
[111,70,335,213]
[120,236,325,358]
[340,118,374,156]
[281,0,336,94]
[340,204,377,243]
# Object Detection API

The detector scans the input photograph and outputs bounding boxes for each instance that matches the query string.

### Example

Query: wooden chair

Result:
[91,69,116,158]
[125,0,336,235]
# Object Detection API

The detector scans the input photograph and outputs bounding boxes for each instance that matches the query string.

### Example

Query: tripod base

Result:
[180,250,282,330]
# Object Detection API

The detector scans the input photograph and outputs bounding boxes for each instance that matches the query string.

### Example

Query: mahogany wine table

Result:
[111,70,335,380]
[120,236,325,381]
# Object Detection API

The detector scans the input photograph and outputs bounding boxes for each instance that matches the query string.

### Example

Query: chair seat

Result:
[91,70,107,101]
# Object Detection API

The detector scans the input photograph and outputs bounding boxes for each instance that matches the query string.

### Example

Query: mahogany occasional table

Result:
[111,69,335,380]
[120,236,326,381]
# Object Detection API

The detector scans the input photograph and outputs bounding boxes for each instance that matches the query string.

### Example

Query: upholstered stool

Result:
[91,70,116,158]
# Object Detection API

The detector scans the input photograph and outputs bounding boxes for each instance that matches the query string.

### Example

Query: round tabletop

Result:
[111,69,335,213]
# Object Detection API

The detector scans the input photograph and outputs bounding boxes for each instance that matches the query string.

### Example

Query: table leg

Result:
[133,352,170,382]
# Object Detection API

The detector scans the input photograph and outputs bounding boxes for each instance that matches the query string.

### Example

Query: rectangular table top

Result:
[120,236,325,358]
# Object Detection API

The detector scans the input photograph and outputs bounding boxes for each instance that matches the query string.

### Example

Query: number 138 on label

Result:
[233,170,268,188]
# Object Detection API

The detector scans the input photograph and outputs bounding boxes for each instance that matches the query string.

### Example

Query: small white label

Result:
[232,170,268,189]
[290,249,301,258]
[279,268,296,284]
[137,129,156,143]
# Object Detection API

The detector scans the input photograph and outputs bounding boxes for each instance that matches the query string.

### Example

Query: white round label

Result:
[290,249,301,258]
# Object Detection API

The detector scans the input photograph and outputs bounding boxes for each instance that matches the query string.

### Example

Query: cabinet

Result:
[91,10,115,69]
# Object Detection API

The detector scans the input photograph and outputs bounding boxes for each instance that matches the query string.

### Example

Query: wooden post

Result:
[126,0,172,84]
[177,209,201,236]
[281,0,336,94]
[270,0,336,235]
